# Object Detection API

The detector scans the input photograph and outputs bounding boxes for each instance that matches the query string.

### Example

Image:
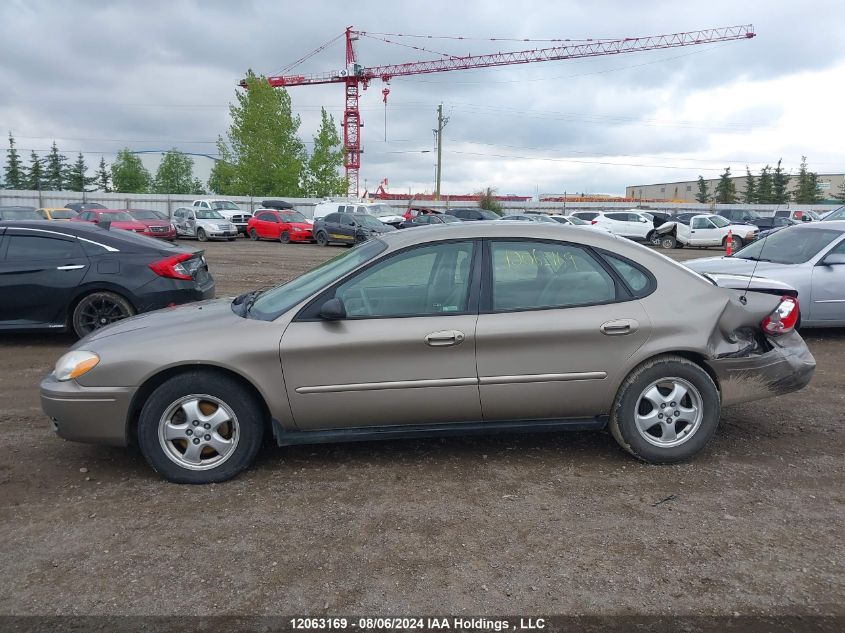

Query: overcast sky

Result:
[1,0,843,197]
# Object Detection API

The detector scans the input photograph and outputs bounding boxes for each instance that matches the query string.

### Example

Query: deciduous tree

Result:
[304,107,346,197]
[153,149,196,194]
[111,148,152,193]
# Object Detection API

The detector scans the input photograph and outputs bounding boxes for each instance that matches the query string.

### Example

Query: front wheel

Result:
[196,228,208,242]
[279,230,290,244]
[248,228,259,241]
[724,235,743,251]
[659,235,677,249]
[609,355,720,464]
[137,371,265,484]
[71,291,135,338]
[315,231,329,247]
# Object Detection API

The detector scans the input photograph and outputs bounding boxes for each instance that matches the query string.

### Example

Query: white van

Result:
[312,200,405,227]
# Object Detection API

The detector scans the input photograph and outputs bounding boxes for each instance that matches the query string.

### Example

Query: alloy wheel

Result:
[75,295,132,335]
[157,395,240,471]
[634,377,703,448]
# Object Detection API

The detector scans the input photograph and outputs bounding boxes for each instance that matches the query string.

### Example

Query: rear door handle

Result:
[600,319,638,336]
[56,264,86,271]
[425,330,465,347]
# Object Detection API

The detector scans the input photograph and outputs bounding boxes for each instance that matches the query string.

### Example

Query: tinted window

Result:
[490,240,616,311]
[413,216,431,224]
[6,234,83,260]
[336,241,474,317]
[574,212,598,221]
[605,213,628,221]
[324,213,339,223]
[340,215,355,226]
[603,253,651,295]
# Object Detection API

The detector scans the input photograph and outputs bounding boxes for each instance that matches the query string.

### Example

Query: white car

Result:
[586,211,654,241]
[312,200,405,227]
[548,215,613,233]
[191,199,253,236]
[655,214,758,250]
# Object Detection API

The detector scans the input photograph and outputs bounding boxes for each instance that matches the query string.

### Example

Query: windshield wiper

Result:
[739,256,773,262]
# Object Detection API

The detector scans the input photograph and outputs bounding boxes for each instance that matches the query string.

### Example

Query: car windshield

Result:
[479,210,500,220]
[355,214,386,230]
[196,210,225,220]
[823,208,845,221]
[211,201,239,211]
[100,212,135,222]
[279,211,308,222]
[1,209,42,220]
[734,227,842,264]
[710,215,731,228]
[368,205,397,218]
[249,239,387,320]
[129,209,160,220]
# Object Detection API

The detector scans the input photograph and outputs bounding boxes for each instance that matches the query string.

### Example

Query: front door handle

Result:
[56,264,86,271]
[600,319,638,336]
[425,330,465,347]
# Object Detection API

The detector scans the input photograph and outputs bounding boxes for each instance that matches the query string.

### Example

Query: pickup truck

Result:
[191,199,252,236]
[654,213,758,250]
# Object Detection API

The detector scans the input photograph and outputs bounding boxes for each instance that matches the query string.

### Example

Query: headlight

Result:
[291,226,304,232]
[54,350,100,381]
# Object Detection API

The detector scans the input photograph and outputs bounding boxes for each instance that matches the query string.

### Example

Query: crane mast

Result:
[246,25,755,197]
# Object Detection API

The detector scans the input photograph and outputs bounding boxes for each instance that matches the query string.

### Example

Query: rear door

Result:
[602,213,629,236]
[475,238,651,421]
[254,211,278,239]
[0,227,89,327]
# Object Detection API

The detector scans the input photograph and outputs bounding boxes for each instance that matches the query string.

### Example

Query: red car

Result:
[402,206,439,221]
[247,208,313,243]
[123,208,177,240]
[70,209,152,235]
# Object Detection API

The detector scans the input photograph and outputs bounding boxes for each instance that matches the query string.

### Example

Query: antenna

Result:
[740,202,782,303]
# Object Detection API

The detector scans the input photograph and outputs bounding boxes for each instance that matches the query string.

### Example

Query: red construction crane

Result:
[245,25,755,197]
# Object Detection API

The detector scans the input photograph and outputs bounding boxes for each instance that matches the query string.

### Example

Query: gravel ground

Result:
[0,238,842,617]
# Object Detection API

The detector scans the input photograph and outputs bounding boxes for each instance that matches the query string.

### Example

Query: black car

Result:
[717,209,763,225]
[0,206,43,221]
[399,214,461,229]
[0,221,214,337]
[64,202,107,213]
[450,208,501,221]
[754,216,798,231]
[313,212,395,246]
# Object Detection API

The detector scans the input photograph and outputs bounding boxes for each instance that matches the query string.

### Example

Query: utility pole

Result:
[434,104,448,199]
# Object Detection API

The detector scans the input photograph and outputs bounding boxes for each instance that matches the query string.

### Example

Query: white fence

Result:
[0,189,839,219]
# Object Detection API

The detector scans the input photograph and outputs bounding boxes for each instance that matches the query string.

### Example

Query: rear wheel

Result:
[279,230,290,244]
[659,235,676,249]
[315,231,329,247]
[724,235,743,251]
[609,355,720,464]
[197,228,208,242]
[72,291,135,338]
[137,371,265,484]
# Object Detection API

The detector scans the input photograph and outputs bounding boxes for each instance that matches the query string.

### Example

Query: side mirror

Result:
[821,253,845,266]
[319,297,346,320]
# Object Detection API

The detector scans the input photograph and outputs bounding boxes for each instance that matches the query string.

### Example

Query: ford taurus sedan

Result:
[41,223,815,483]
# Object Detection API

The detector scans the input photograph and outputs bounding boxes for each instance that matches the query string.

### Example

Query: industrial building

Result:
[626,173,845,203]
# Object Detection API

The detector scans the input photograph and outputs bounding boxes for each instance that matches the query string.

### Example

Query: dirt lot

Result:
[0,238,842,617]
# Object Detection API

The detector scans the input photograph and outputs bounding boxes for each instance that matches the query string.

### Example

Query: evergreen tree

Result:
[694,175,710,203]
[44,141,69,191]
[304,107,346,197]
[26,151,45,190]
[756,165,773,204]
[773,159,789,204]
[111,148,152,193]
[152,149,196,194]
[792,156,823,204]
[714,167,737,204]
[95,156,111,192]
[833,179,845,202]
[743,166,757,204]
[66,153,94,192]
[218,71,307,196]
[3,132,25,189]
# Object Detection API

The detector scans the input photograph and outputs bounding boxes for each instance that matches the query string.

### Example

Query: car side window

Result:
[490,240,616,312]
[414,216,431,225]
[340,215,355,227]
[335,241,475,318]
[602,253,652,295]
[605,213,627,221]
[6,233,83,260]
[692,217,713,229]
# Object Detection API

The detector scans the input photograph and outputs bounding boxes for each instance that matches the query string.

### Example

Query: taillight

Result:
[149,253,194,280]
[591,219,598,225]
[761,296,799,335]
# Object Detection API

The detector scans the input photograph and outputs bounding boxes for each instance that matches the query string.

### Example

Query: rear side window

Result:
[605,213,628,221]
[6,233,83,260]
[602,253,654,296]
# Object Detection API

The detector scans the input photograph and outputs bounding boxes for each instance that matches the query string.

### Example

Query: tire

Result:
[248,228,259,241]
[137,371,265,484]
[609,355,720,464]
[71,291,135,338]
[196,228,208,242]
[724,235,743,251]
[315,231,329,247]
[279,230,290,244]
[659,235,676,249]
[647,231,660,246]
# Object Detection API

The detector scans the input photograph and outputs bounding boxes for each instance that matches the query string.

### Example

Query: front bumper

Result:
[706,331,816,406]
[41,374,133,446]
[288,230,313,242]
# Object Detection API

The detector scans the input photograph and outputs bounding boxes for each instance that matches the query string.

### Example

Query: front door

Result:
[280,240,481,429]
[811,238,845,323]
[689,216,720,246]
[476,239,651,421]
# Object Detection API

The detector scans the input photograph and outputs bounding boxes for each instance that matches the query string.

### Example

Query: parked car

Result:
[717,209,764,225]
[247,209,313,243]
[450,208,501,221]
[754,216,799,240]
[654,214,758,250]
[821,207,845,222]
[70,210,151,235]
[569,211,600,222]
[191,199,252,236]
[172,207,237,241]
[0,221,214,338]
[38,208,78,221]
[399,214,460,229]
[64,202,107,213]
[590,211,655,241]
[312,200,404,227]
[0,206,43,221]
[402,205,439,221]
[124,209,177,240]
[313,212,395,246]
[500,213,558,223]
[548,215,613,233]
[40,222,815,483]
[685,222,845,327]
[774,209,821,223]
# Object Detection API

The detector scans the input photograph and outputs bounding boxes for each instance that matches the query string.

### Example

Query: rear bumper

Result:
[40,374,132,446]
[706,331,816,406]
[135,275,215,312]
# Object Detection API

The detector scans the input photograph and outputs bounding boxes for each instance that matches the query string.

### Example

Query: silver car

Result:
[685,221,845,327]
[172,206,238,242]
[41,222,815,483]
